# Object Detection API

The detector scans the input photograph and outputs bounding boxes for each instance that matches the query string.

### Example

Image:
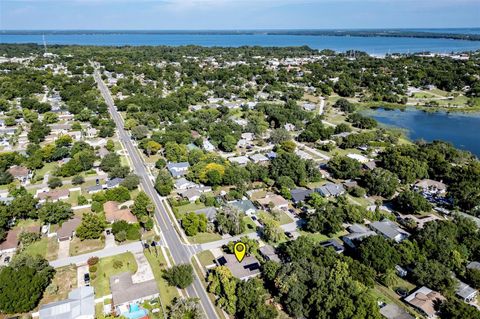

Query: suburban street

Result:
[93,68,219,319]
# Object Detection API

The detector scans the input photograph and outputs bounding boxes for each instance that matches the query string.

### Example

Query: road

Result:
[93,68,218,319]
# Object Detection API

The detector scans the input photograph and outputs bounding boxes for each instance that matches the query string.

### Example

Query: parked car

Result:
[84,273,90,286]
[285,231,293,239]
[395,287,408,298]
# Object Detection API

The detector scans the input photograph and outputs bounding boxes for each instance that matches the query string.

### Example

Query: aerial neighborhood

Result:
[0,43,479,319]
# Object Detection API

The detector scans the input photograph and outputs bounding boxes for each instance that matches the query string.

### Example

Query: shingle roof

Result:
[110,272,159,305]
[290,188,313,203]
[39,286,94,319]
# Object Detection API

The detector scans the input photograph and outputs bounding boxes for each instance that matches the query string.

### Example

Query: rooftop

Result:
[39,286,95,319]
[216,254,261,280]
[404,286,445,317]
[110,272,159,306]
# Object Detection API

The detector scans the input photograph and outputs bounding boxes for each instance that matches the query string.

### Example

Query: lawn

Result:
[69,237,105,256]
[298,230,348,242]
[188,232,222,244]
[196,250,216,268]
[22,237,59,261]
[144,247,180,310]
[275,211,294,225]
[92,252,138,297]
[39,265,77,306]
[175,202,206,216]
[242,216,257,233]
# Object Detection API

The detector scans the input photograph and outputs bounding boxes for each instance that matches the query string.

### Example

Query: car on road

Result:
[84,273,90,286]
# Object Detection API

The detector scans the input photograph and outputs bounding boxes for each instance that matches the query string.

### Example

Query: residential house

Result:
[96,147,110,159]
[266,151,277,159]
[231,200,257,216]
[37,189,70,203]
[174,177,197,190]
[284,123,295,131]
[315,183,345,197]
[302,102,316,111]
[467,261,480,271]
[257,194,289,211]
[404,286,445,318]
[456,281,478,303]
[229,156,250,166]
[320,239,345,254]
[379,303,415,319]
[363,161,377,170]
[290,188,313,204]
[7,165,30,183]
[194,207,217,222]
[395,265,408,278]
[203,139,215,152]
[167,162,190,178]
[39,286,95,319]
[106,178,124,189]
[86,184,103,194]
[179,188,202,202]
[57,217,82,241]
[347,153,370,164]
[295,149,313,160]
[103,201,138,224]
[414,179,447,195]
[342,224,377,248]
[216,254,261,280]
[259,245,281,262]
[241,133,254,141]
[370,220,410,243]
[0,229,19,254]
[85,128,98,138]
[249,153,269,164]
[110,272,159,311]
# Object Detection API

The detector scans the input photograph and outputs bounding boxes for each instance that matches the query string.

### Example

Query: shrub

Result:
[89,266,97,273]
[113,260,123,269]
[87,257,99,266]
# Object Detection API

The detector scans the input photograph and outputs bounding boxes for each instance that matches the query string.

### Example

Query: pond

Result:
[362,108,480,157]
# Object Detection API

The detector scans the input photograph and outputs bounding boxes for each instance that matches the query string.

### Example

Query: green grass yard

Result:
[69,237,105,256]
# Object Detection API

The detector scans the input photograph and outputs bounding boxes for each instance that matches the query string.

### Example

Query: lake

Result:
[2,32,480,54]
[363,108,480,157]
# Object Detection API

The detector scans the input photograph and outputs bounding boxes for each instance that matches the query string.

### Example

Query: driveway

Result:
[131,251,155,283]
[104,232,116,248]
[57,239,70,259]
[77,265,89,287]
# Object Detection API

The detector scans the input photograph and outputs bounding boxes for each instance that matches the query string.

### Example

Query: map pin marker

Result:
[234,242,246,262]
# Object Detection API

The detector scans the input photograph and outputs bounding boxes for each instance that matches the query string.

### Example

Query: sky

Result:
[1,0,479,30]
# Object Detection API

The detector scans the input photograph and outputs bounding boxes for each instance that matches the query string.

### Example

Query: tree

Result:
[357,236,400,273]
[216,205,245,236]
[10,193,38,219]
[207,266,238,315]
[105,186,131,202]
[47,176,63,189]
[236,278,278,319]
[412,260,457,294]
[38,202,73,224]
[0,255,54,313]
[121,174,140,190]
[72,175,85,185]
[394,190,432,214]
[111,221,141,241]
[131,191,153,217]
[164,142,188,162]
[269,128,291,144]
[262,217,285,243]
[439,299,480,319]
[169,297,205,319]
[466,268,480,289]
[145,140,162,156]
[100,153,121,173]
[0,171,13,185]
[155,169,174,196]
[334,98,356,113]
[181,212,207,236]
[363,168,399,198]
[328,155,362,179]
[76,213,106,240]
[131,125,149,140]
[225,237,259,256]
[163,264,194,289]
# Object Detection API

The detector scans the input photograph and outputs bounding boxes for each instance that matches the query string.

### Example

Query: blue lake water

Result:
[363,108,480,157]
[2,32,480,54]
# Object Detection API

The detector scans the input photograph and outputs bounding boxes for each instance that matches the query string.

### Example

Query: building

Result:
[414,179,447,195]
[342,224,377,249]
[39,286,95,319]
[7,165,30,183]
[110,272,159,309]
[0,229,19,254]
[57,217,82,241]
[370,220,410,243]
[259,245,281,262]
[249,153,269,164]
[229,156,250,166]
[257,194,289,211]
[231,200,257,216]
[467,261,480,271]
[456,281,477,303]
[379,303,415,319]
[37,189,70,203]
[179,188,202,202]
[216,254,261,280]
[315,183,345,197]
[86,184,103,194]
[194,207,217,222]
[167,162,190,178]
[404,286,445,318]
[174,177,197,190]
[103,201,138,224]
[203,139,215,152]
[106,178,124,189]
[347,153,370,164]
[363,161,377,170]
[290,188,313,204]
[320,239,345,254]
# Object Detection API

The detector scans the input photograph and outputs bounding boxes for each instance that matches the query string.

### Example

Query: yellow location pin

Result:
[234,242,247,262]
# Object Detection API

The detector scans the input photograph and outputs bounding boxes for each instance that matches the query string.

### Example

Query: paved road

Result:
[50,241,143,268]
[93,68,218,319]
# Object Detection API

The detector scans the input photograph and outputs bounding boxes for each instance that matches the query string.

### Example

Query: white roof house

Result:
[347,153,370,164]
[39,286,95,319]
[229,156,250,166]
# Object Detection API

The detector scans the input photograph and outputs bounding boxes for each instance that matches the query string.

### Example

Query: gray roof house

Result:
[467,261,480,270]
[231,200,257,216]
[342,224,377,248]
[106,178,124,189]
[315,183,345,197]
[259,245,281,262]
[86,184,103,194]
[39,286,95,319]
[194,207,217,221]
[167,162,190,178]
[110,272,159,308]
[370,220,410,243]
[216,254,261,280]
[290,188,313,204]
[456,281,478,303]
[174,177,197,190]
